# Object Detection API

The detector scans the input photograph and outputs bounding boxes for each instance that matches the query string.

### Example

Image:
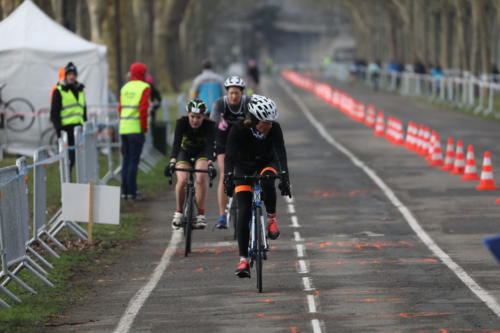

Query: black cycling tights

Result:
[236,175,276,257]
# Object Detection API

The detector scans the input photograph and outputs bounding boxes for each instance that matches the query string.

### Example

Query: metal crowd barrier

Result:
[326,63,500,119]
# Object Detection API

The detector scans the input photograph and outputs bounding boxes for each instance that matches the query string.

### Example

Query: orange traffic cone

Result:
[374,110,385,136]
[415,125,425,154]
[405,122,415,150]
[365,104,376,127]
[441,137,455,171]
[419,127,430,156]
[461,144,480,181]
[476,151,498,190]
[394,119,404,145]
[428,134,443,167]
[451,140,465,175]
[426,130,436,161]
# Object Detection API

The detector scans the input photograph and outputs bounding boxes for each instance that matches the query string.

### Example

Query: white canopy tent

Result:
[0,0,108,155]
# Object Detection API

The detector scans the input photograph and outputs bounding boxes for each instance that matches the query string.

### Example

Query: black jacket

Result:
[50,80,87,135]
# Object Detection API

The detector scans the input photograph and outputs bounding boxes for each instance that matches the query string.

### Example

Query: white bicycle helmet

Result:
[248,95,278,121]
[224,75,246,90]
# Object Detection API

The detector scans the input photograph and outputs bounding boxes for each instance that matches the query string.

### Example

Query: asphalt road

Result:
[45,75,500,332]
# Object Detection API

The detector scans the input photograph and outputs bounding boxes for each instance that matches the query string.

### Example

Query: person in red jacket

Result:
[118,62,150,201]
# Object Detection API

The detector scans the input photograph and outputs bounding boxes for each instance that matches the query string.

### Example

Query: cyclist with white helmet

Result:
[210,75,250,229]
[165,99,217,230]
[223,94,291,278]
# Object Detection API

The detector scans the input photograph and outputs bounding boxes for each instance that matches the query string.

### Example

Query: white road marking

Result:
[294,231,304,242]
[298,259,309,274]
[296,244,306,258]
[307,295,317,313]
[287,204,296,214]
[312,319,322,333]
[280,78,500,317]
[114,230,182,333]
[360,231,384,237]
[302,277,315,291]
[291,215,301,228]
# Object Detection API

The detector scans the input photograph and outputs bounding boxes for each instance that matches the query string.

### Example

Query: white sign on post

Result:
[61,183,121,225]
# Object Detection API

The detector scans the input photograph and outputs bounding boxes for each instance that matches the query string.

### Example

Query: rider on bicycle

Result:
[223,94,291,278]
[165,99,217,230]
[210,75,250,229]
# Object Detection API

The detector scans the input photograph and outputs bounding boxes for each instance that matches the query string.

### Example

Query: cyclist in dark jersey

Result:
[223,95,291,278]
[210,75,250,229]
[165,99,216,230]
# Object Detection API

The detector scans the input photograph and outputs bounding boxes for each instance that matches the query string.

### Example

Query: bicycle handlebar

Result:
[167,166,214,187]
[230,171,286,181]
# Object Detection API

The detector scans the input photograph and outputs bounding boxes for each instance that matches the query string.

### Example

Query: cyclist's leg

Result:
[260,164,280,239]
[174,150,191,212]
[234,174,253,277]
[194,158,209,212]
[217,153,227,215]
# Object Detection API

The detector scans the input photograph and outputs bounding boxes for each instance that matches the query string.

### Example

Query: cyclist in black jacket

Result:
[165,99,216,230]
[223,94,291,278]
[210,76,250,229]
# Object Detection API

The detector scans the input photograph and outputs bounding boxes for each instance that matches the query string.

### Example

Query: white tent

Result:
[0,0,108,155]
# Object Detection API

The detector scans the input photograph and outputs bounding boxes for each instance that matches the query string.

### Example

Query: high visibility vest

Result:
[119,80,149,134]
[57,85,85,126]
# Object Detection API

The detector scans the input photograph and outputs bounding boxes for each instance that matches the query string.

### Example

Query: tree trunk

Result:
[454,0,468,70]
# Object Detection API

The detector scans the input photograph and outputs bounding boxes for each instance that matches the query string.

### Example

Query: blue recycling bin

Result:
[482,234,500,263]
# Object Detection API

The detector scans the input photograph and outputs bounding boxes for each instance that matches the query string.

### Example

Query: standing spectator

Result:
[430,64,444,92]
[145,73,161,128]
[246,58,260,95]
[119,62,150,201]
[190,60,224,116]
[368,60,381,91]
[50,62,87,175]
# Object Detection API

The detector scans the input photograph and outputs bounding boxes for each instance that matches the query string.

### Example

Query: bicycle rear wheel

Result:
[184,190,194,257]
[5,98,35,132]
[255,206,263,293]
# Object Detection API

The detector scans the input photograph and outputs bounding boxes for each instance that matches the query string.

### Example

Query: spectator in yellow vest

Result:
[50,62,87,174]
[119,62,151,201]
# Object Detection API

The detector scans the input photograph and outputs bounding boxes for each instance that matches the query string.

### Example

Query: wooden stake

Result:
[88,180,94,245]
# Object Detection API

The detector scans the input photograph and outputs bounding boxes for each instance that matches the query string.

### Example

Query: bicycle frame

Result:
[249,184,268,261]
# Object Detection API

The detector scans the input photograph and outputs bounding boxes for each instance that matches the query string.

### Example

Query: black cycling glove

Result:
[223,173,234,197]
[208,164,217,180]
[164,162,176,177]
[278,174,291,198]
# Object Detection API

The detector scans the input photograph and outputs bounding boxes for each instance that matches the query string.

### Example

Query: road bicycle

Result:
[168,159,215,257]
[0,83,36,132]
[231,172,284,293]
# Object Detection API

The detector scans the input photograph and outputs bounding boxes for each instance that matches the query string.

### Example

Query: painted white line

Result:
[287,204,296,214]
[302,276,315,291]
[294,231,304,242]
[311,319,322,333]
[291,215,301,228]
[280,78,500,317]
[114,230,182,333]
[307,294,317,313]
[285,196,294,204]
[296,244,306,258]
[298,259,309,274]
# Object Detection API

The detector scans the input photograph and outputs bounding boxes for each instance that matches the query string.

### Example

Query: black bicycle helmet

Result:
[186,98,207,114]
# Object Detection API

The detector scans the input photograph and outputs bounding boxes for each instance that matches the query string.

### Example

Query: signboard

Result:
[61,183,120,225]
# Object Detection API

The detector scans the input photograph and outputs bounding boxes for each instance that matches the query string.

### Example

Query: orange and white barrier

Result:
[374,110,385,136]
[364,104,376,128]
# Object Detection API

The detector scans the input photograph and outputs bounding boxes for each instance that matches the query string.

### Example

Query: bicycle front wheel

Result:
[5,98,35,132]
[184,190,194,257]
[255,206,263,293]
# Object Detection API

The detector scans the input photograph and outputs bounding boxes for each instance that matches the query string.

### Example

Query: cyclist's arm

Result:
[224,122,240,174]
[202,120,216,160]
[272,123,289,175]
[170,116,186,160]
[139,87,151,132]
[209,97,223,124]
